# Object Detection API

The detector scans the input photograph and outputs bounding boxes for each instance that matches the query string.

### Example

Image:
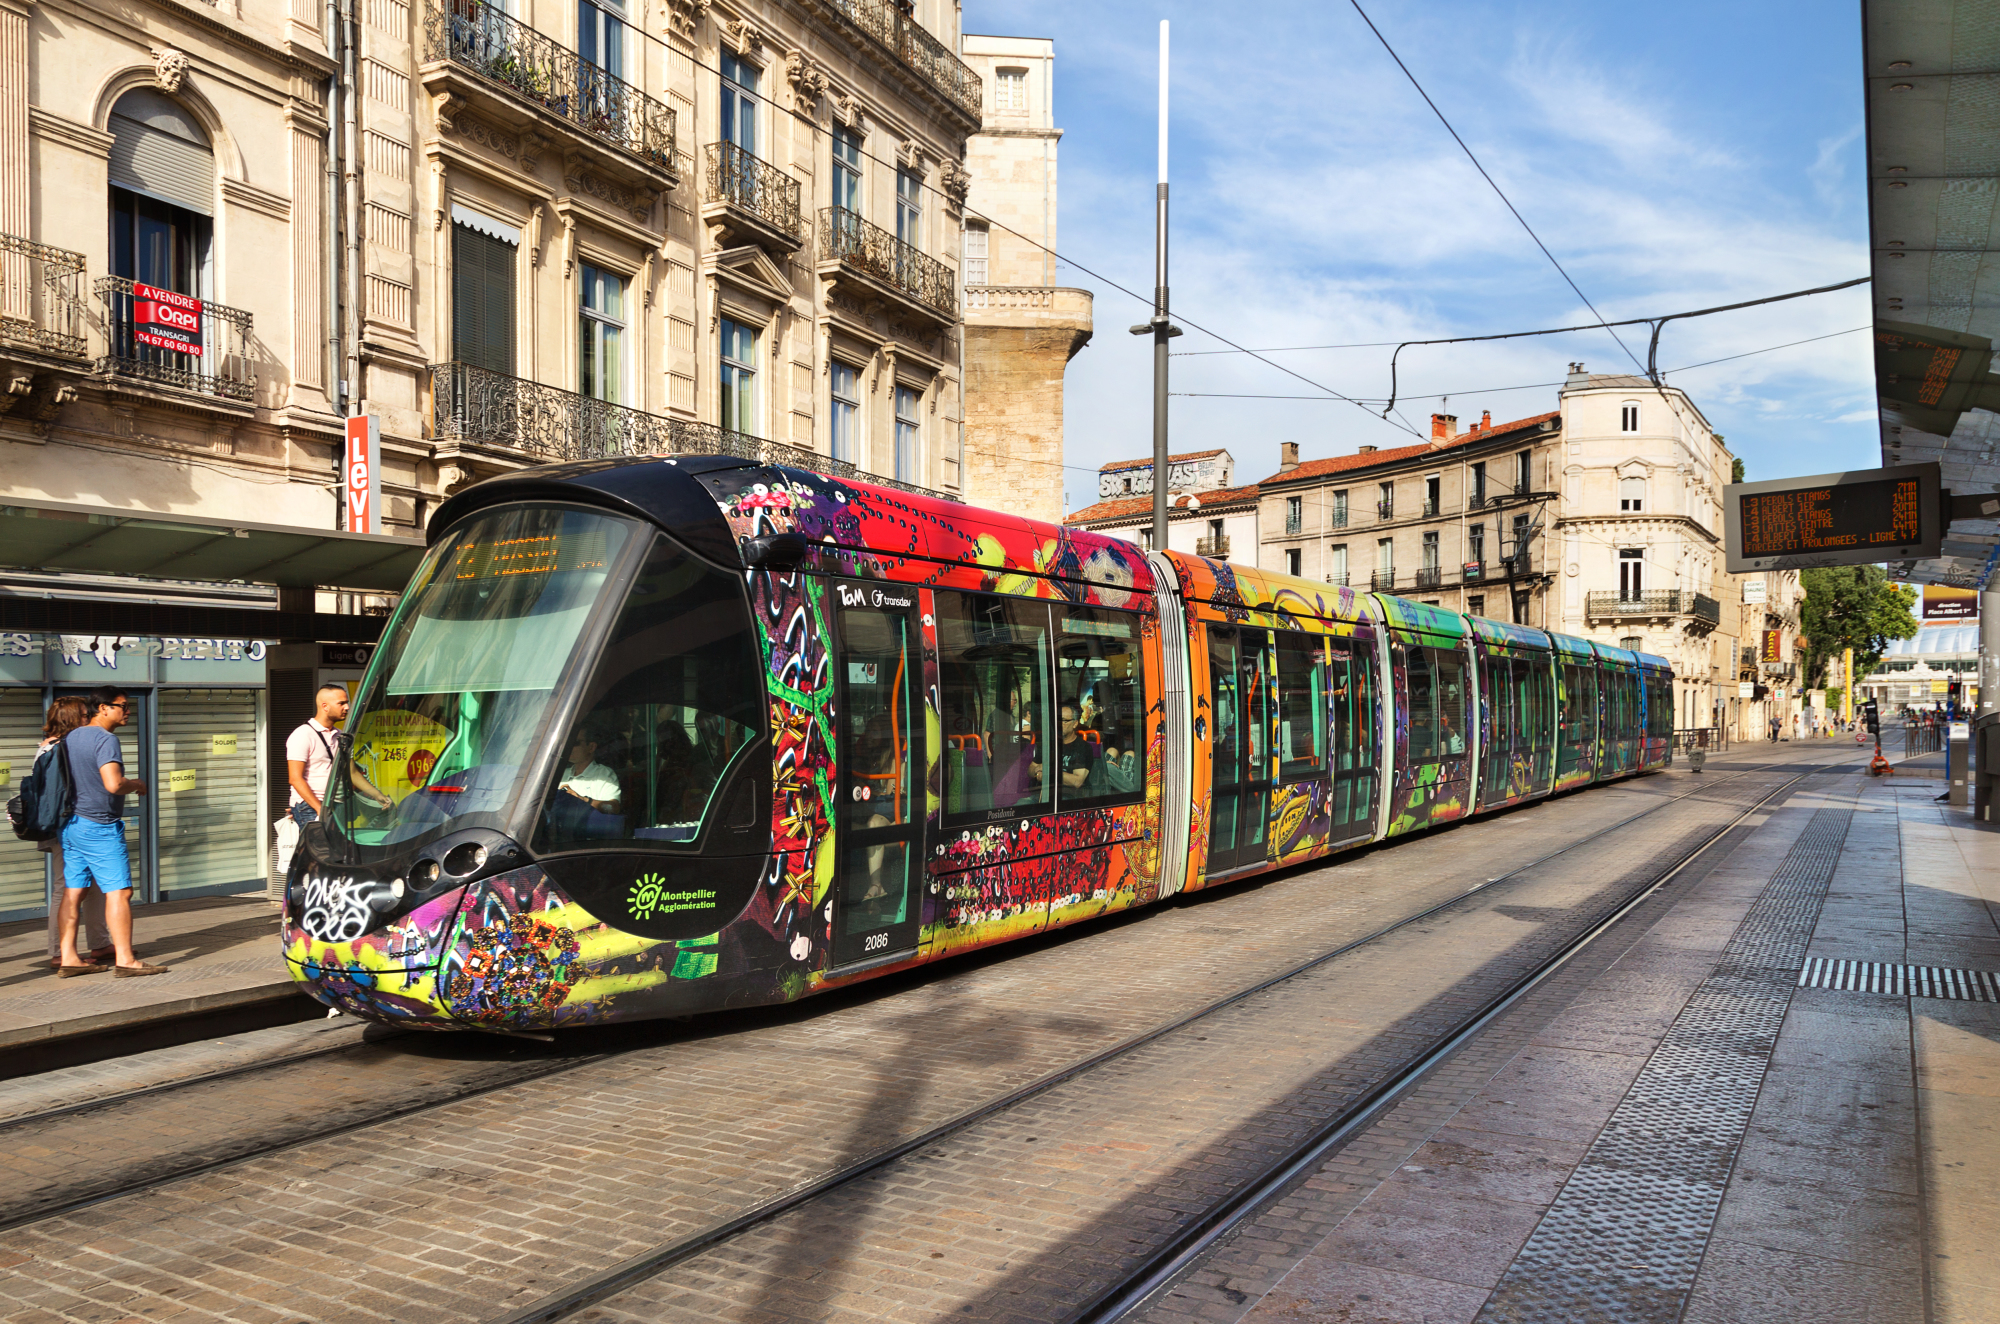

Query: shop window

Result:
[0,690,46,916]
[157,689,262,895]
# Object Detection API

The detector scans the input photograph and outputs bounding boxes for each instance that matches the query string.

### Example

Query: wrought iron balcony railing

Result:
[1370,569,1396,591]
[426,0,675,175]
[1,233,88,359]
[1422,499,1438,517]
[1195,533,1230,558]
[1462,560,1485,583]
[814,0,981,117]
[1586,590,1722,626]
[429,361,951,500]
[1283,514,1303,536]
[1415,566,1442,590]
[1329,508,1348,529]
[1326,571,1350,587]
[818,207,955,318]
[93,277,254,401]
[704,141,802,239]
[1376,500,1393,520]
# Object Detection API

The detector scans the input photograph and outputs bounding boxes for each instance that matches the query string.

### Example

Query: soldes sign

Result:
[132,283,203,355]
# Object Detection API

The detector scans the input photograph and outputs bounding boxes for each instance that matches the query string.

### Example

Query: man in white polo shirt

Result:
[286,684,389,824]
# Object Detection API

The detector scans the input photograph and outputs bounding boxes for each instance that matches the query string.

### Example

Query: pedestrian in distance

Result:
[38,696,111,971]
[1768,715,1781,743]
[54,686,167,977]
[286,683,390,825]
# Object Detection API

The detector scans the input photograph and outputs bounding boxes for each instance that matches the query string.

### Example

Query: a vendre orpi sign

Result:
[132,282,203,354]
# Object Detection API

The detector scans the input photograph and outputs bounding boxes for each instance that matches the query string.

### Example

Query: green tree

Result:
[1799,565,1918,686]
[1731,456,1745,484]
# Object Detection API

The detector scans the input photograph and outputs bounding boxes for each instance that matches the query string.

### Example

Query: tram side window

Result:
[1647,675,1672,739]
[1431,648,1467,757]
[937,591,1052,822]
[1275,632,1326,780]
[1054,606,1146,807]
[536,533,767,852]
[1403,645,1435,762]
[1524,659,1551,772]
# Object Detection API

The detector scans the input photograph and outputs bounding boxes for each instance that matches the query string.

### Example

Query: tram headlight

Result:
[412,859,441,888]
[443,842,487,876]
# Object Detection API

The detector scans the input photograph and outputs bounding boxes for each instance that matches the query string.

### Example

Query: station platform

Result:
[1155,747,1999,1323]
[0,894,304,1073]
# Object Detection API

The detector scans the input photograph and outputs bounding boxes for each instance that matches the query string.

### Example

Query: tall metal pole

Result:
[1151,21,1170,552]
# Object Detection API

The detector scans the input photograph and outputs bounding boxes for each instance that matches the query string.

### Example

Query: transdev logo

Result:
[628,873,719,921]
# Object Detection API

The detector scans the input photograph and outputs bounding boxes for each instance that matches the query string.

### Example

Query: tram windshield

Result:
[323,504,639,855]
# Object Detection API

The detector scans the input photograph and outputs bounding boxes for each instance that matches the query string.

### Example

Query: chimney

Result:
[1279,441,1299,472]
[1430,413,1457,447]
[1481,410,1491,431]
[1565,362,1590,389]
[1357,445,1377,455]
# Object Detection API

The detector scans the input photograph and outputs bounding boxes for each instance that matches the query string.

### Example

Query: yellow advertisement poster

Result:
[210,733,238,756]
[168,769,197,792]
[351,709,455,801]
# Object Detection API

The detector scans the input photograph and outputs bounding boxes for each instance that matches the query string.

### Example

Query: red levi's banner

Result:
[132,282,204,355]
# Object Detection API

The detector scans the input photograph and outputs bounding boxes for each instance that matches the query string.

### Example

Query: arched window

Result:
[1620,401,1640,433]
[108,89,214,295]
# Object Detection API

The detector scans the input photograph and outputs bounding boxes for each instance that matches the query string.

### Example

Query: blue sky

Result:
[961,0,1876,513]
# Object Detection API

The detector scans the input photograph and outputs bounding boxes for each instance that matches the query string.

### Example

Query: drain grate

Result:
[1798,957,1999,1001]
[1474,805,1854,1324]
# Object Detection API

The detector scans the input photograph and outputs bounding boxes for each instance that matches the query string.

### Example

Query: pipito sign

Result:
[132,282,203,354]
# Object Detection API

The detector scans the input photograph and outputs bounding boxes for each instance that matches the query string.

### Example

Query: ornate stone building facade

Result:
[957,33,1089,523]
[2,0,987,545]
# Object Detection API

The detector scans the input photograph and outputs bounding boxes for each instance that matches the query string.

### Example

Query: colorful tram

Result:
[286,456,1673,1030]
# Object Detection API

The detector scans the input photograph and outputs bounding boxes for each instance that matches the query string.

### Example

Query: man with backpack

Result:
[53,686,167,976]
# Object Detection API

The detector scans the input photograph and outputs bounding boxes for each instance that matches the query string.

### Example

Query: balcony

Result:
[1376,500,1393,520]
[1327,571,1350,587]
[93,277,254,403]
[1,234,88,361]
[422,0,676,189]
[1462,560,1485,583]
[428,361,950,500]
[1415,566,1442,590]
[1585,590,1722,634]
[1371,569,1396,591]
[1422,499,1439,518]
[1330,508,1348,529]
[805,0,982,121]
[702,141,803,252]
[1284,513,1303,537]
[818,207,956,325]
[1195,533,1231,558]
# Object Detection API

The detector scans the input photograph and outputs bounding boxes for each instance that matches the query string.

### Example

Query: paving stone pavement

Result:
[1133,753,1989,1324]
[0,759,1796,1324]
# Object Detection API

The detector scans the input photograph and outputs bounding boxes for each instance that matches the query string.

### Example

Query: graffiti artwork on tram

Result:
[1270,780,1332,864]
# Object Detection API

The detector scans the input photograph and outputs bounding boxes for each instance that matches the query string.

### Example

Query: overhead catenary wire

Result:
[1169,324,1873,403]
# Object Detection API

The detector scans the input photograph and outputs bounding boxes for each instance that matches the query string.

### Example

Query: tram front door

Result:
[1207,626,1274,874]
[831,586,922,966]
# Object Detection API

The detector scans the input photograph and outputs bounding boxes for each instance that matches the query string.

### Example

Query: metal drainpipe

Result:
[342,0,362,421]
[324,0,340,424]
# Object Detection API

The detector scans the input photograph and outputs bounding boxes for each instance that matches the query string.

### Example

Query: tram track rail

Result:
[0,759,1827,1271]
[482,762,1818,1324]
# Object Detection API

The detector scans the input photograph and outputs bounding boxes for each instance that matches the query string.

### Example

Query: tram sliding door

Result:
[831,591,922,965]
[1206,626,1275,873]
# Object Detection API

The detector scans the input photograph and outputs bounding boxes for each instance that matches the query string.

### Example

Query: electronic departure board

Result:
[1724,462,1941,573]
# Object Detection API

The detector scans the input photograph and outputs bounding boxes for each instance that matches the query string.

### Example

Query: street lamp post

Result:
[1130,20,1180,553]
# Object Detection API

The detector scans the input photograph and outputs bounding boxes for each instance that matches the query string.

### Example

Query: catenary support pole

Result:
[1151,20,1170,553]
[1982,570,2000,720]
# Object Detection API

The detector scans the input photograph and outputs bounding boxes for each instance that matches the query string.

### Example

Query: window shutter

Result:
[452,223,516,375]
[109,113,216,215]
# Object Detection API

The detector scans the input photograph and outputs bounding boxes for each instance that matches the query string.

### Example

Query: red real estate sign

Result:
[132,283,204,354]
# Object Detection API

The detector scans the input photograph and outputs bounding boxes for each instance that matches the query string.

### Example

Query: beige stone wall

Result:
[963,318,1085,525]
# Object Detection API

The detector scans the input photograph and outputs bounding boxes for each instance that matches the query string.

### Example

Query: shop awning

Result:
[0,499,426,590]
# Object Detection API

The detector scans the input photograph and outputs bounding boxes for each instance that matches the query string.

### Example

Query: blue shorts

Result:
[60,818,133,892]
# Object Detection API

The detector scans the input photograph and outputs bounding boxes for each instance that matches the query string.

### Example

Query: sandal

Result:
[56,963,110,978]
[114,963,170,978]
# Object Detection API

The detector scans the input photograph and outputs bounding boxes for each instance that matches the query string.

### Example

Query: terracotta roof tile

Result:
[1258,411,1558,486]
[1066,482,1261,526]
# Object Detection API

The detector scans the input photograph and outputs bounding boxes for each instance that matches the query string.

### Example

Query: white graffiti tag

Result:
[298,873,378,943]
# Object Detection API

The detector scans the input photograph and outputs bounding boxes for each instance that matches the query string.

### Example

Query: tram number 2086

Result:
[864,931,889,953]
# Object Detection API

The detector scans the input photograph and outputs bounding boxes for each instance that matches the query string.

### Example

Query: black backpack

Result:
[6,734,77,842]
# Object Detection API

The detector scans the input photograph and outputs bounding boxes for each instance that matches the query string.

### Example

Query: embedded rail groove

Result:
[484,765,1796,1324]
[1069,767,1818,1324]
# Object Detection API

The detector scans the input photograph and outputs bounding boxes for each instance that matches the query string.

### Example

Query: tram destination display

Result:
[1724,462,1941,573]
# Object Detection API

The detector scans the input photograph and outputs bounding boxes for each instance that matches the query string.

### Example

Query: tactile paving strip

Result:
[1474,805,1854,1324]
[1799,956,1999,1001]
